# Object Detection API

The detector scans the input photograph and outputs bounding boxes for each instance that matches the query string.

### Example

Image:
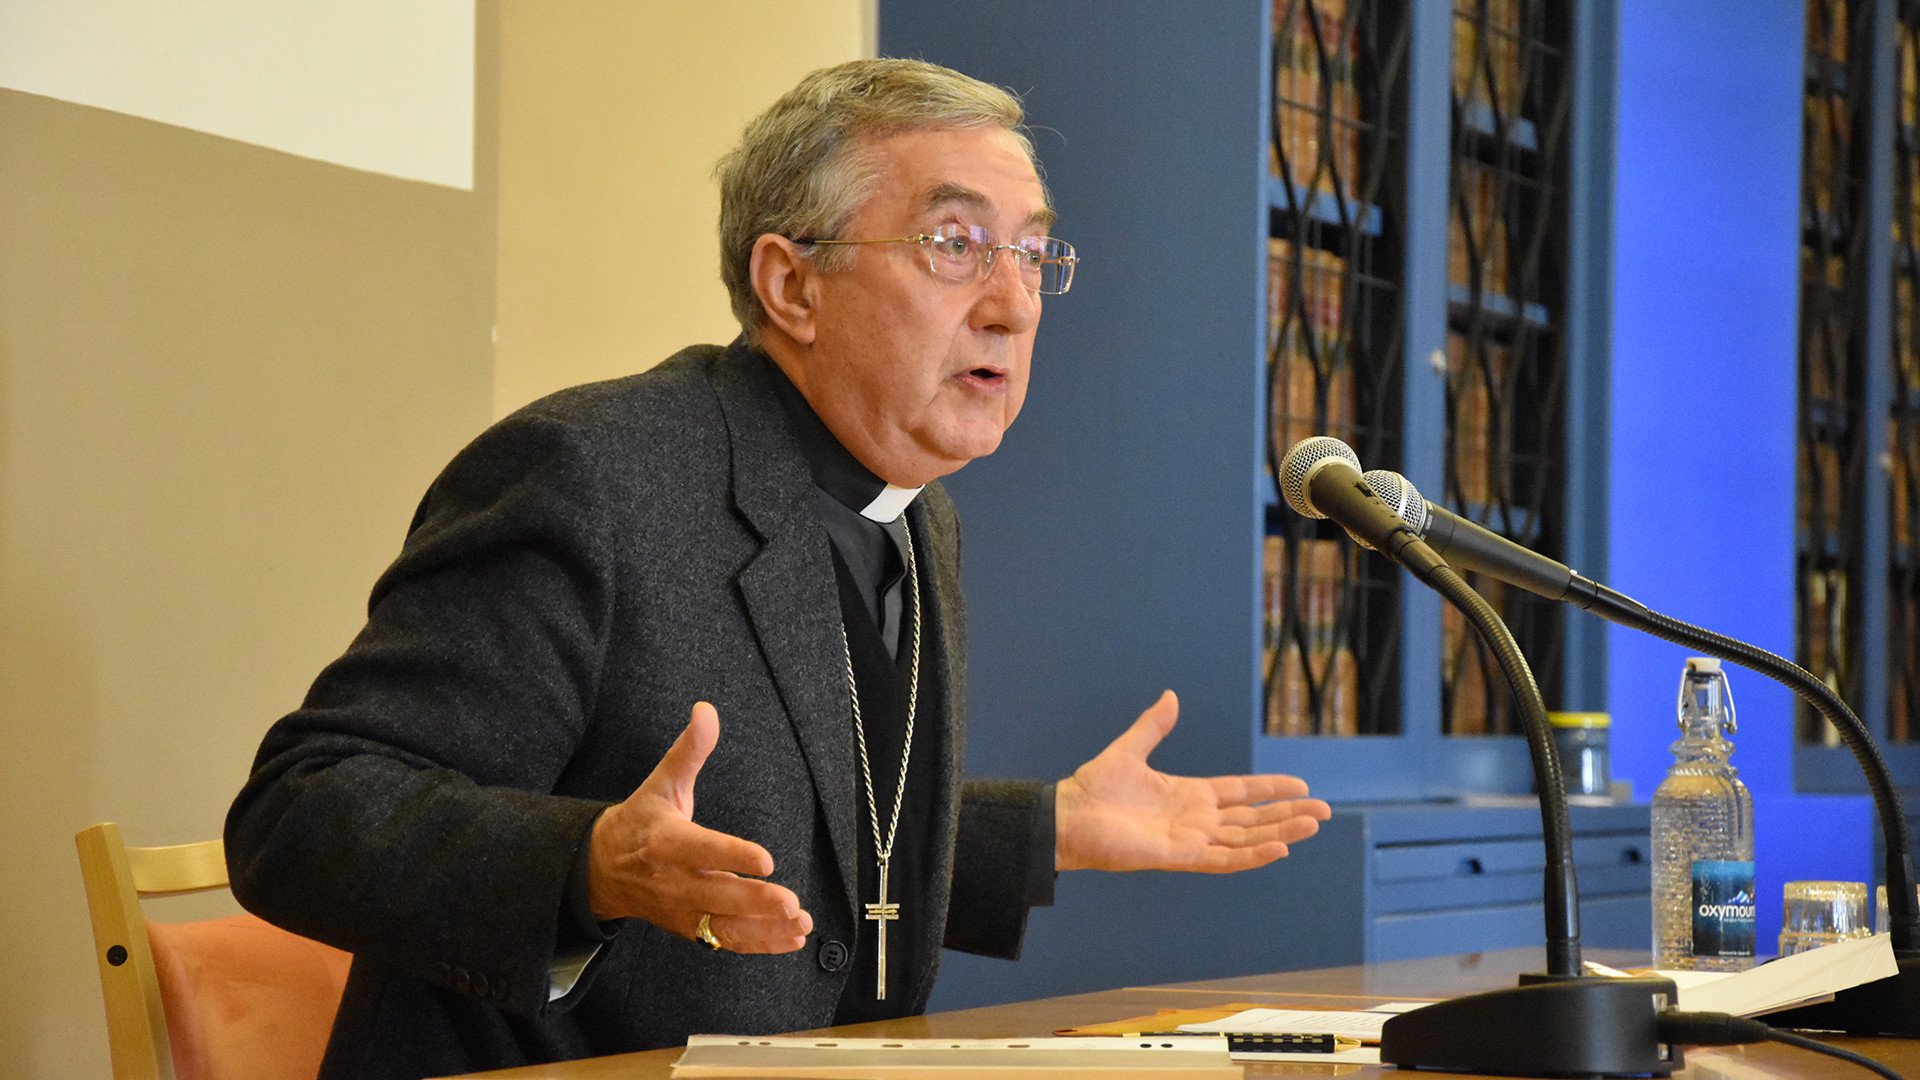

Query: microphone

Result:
[1276,438,1445,583]
[1360,469,1581,602]
[1359,468,1682,626]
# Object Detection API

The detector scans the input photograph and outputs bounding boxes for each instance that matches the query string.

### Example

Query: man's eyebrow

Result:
[923,181,1057,233]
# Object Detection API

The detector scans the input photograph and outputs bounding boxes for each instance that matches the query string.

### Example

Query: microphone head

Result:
[1279,436,1362,519]
[1360,469,1432,536]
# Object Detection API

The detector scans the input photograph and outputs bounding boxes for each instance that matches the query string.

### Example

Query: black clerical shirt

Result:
[766,362,941,1020]
[767,357,1056,1021]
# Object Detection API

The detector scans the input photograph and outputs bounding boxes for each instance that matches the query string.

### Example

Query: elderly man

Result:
[226,58,1331,1080]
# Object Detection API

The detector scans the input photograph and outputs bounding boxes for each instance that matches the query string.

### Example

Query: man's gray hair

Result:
[716,58,1036,343]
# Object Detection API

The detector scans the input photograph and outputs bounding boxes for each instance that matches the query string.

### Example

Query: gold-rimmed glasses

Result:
[797,224,1078,295]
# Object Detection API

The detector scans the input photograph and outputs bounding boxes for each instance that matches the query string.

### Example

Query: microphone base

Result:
[1379,976,1681,1077]
[1517,969,1591,986]
[1763,951,1920,1036]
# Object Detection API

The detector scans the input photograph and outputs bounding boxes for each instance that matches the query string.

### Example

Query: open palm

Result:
[1054,690,1332,873]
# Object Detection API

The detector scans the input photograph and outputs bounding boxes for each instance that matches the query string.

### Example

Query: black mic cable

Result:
[1656,1010,1906,1080]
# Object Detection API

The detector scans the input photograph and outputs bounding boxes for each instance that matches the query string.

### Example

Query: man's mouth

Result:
[957,364,1008,387]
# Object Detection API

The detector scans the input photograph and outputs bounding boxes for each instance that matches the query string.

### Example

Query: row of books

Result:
[1796,217,1859,550]
[1268,238,1355,457]
[1803,92,1852,221]
[1798,424,1850,542]
[1263,535,1361,736]
[1264,188,1363,736]
[1268,544,1562,739]
[1272,0,1365,195]
[1447,331,1513,510]
[1441,573,1515,736]
[1890,571,1919,743]
[1449,163,1515,301]
[1901,278,1920,391]
[1902,156,1920,248]
[1802,250,1849,398]
[1809,0,1848,68]
[1451,1,1539,306]
[1273,0,1560,226]
[1799,239,1852,559]
[1263,255,1525,738]
[1452,0,1524,111]
[1798,566,1852,744]
[1890,412,1919,549]
[1901,25,1916,129]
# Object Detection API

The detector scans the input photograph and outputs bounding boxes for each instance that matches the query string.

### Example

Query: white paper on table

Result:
[672,1035,1241,1078]
[1653,932,1898,1016]
[1176,1001,1431,1042]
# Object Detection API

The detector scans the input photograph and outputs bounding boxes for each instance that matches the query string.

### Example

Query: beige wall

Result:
[0,3,866,1077]
[494,0,871,416]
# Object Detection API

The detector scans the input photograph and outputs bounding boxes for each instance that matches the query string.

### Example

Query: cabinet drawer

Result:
[1372,894,1653,962]
[1372,902,1546,962]
[1374,832,1648,885]
[1375,837,1540,883]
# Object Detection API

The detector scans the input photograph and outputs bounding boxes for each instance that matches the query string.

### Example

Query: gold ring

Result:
[696,912,722,951]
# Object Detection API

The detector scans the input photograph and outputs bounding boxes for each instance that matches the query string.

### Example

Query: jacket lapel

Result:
[710,347,861,921]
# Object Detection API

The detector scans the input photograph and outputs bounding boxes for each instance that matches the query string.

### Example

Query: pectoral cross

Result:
[864,854,901,1000]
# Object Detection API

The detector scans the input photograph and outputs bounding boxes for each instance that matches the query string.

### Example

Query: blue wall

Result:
[1610,0,1874,946]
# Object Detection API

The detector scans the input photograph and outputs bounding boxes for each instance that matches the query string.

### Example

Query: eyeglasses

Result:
[797,224,1079,295]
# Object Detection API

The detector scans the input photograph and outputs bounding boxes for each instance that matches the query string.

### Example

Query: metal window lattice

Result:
[1797,0,1870,747]
[1439,0,1573,736]
[1264,0,1409,736]
[1889,5,1920,742]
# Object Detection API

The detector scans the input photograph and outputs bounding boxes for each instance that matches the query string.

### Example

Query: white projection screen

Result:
[0,0,475,189]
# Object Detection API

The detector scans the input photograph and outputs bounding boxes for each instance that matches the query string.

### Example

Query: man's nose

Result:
[973,251,1041,332]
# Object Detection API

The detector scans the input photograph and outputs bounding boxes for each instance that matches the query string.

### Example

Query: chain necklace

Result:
[842,517,920,1002]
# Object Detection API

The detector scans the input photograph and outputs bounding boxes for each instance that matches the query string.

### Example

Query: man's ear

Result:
[750,234,820,346]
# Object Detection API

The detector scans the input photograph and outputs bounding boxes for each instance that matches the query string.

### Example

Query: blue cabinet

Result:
[1272,802,1651,963]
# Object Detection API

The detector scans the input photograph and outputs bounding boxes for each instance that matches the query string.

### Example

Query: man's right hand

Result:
[586,701,813,952]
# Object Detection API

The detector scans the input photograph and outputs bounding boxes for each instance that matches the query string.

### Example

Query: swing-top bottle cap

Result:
[1677,657,1735,734]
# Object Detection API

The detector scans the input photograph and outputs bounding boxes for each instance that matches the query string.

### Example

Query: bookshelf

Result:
[1794,0,1920,796]
[880,0,1626,1008]
[1263,0,1406,739]
[1252,0,1615,791]
[1796,0,1873,763]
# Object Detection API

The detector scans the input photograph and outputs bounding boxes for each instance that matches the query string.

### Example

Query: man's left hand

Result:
[1054,690,1332,873]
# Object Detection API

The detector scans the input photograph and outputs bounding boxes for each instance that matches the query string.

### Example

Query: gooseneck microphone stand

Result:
[1574,586,1920,1035]
[1359,466,1920,1034]
[1423,560,1581,977]
[1374,557,1682,1076]
[1280,438,1680,1076]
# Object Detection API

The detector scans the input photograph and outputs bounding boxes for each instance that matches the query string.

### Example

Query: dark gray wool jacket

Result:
[225,342,1048,1080]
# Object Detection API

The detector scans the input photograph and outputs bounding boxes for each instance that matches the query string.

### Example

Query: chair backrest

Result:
[76,822,352,1080]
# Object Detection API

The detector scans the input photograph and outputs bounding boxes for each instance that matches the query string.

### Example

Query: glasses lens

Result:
[925,225,987,282]
[922,229,1076,294]
[1032,238,1076,295]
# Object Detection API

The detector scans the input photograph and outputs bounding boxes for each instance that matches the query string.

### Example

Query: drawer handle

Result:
[1621,847,1643,865]
[1462,857,1485,875]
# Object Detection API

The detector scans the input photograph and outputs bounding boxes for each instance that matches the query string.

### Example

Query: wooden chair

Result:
[75,822,353,1080]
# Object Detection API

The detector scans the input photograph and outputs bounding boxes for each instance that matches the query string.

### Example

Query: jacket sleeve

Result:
[942,779,1056,959]
[224,407,625,1020]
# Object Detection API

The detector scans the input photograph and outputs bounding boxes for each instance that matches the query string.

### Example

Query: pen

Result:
[1225,1032,1360,1054]
[1128,1032,1361,1053]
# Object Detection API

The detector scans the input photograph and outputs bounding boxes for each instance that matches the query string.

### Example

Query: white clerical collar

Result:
[860,484,923,523]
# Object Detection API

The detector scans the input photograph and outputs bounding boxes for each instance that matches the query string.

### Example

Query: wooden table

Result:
[450,948,1918,1079]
